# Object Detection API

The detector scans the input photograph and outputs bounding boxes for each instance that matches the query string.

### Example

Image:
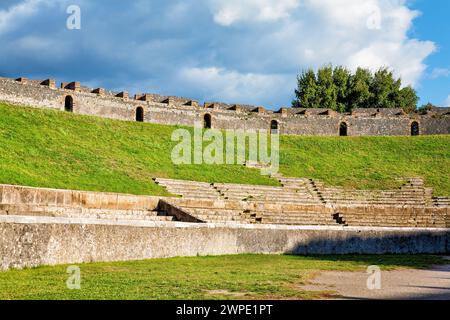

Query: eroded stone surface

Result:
[1,77,449,136]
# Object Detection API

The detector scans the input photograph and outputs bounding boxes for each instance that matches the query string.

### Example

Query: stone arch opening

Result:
[136,107,144,122]
[271,120,279,134]
[204,114,212,129]
[64,95,73,112]
[411,121,420,136]
[339,122,348,137]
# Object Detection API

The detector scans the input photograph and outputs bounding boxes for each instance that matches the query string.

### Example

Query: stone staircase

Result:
[334,206,447,228]
[165,197,338,226]
[154,178,222,200]
[155,176,449,228]
[317,178,433,207]
[433,197,450,207]
[154,178,324,205]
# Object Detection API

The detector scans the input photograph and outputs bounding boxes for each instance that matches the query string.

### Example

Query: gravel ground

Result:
[301,260,450,300]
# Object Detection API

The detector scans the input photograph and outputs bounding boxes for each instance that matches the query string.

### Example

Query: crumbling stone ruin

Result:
[1,76,449,136]
[0,76,449,270]
[1,176,449,270]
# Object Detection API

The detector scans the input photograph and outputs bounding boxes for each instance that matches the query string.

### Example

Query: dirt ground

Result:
[301,260,450,300]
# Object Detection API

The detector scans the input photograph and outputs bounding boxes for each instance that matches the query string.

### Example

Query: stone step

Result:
[344,221,445,228]
[154,178,212,186]
[167,190,221,197]
[0,204,176,222]
[222,195,316,201]
[164,186,218,193]
[214,184,288,192]
[261,216,334,224]
[182,208,246,217]
[261,218,336,226]
[240,199,322,205]
[321,191,426,196]
[325,200,426,205]
[219,189,312,195]
[0,204,159,215]
[343,217,446,223]
[2,209,176,222]
[321,196,425,200]
[189,214,250,223]
[180,195,223,200]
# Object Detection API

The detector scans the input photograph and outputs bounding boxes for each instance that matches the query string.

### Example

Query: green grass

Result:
[0,254,444,300]
[0,102,449,196]
[280,135,450,195]
[0,103,277,196]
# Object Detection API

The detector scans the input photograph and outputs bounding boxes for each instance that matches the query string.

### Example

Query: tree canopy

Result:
[293,66,419,113]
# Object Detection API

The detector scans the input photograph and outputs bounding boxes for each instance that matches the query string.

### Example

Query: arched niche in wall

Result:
[204,114,212,129]
[339,122,348,137]
[411,121,420,136]
[136,106,144,122]
[64,95,74,112]
[270,120,279,134]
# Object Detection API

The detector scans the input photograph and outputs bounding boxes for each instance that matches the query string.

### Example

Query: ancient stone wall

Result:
[0,184,161,211]
[1,77,449,136]
[1,215,449,270]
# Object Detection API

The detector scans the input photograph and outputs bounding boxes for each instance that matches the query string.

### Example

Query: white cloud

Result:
[210,0,300,26]
[0,0,438,108]
[209,0,435,87]
[445,95,450,107]
[431,68,450,79]
[0,0,55,34]
[177,67,291,106]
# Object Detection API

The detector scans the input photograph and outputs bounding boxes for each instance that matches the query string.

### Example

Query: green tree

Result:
[397,86,419,113]
[348,67,373,109]
[369,68,402,108]
[333,66,351,113]
[293,65,419,113]
[317,66,337,110]
[293,69,319,108]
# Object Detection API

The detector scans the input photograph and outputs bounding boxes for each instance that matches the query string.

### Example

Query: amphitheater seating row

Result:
[154,178,324,204]
[0,204,175,222]
[166,198,338,226]
[334,206,448,228]
[155,177,449,228]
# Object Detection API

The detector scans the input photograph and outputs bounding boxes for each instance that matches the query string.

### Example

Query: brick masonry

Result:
[1,77,449,136]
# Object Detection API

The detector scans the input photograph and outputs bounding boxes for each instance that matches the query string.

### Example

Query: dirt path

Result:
[302,263,450,300]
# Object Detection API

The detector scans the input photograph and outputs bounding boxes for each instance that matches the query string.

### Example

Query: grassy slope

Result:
[0,103,276,196]
[280,135,450,195]
[0,102,449,196]
[0,254,443,300]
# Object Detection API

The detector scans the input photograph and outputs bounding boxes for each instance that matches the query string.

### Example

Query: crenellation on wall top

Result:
[184,100,199,107]
[92,88,105,96]
[116,91,129,99]
[1,76,450,126]
[61,81,81,92]
[40,79,56,89]
[15,77,28,83]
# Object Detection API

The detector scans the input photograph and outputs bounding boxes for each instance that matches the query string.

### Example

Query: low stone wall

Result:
[0,184,161,210]
[1,215,449,271]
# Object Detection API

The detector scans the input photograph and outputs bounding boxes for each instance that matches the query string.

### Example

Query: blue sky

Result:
[0,0,449,109]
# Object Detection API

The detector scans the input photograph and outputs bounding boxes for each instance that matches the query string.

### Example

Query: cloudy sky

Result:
[0,0,449,109]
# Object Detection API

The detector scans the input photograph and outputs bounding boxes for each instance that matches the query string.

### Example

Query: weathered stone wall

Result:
[0,184,161,210]
[1,184,448,228]
[1,215,449,270]
[1,77,449,136]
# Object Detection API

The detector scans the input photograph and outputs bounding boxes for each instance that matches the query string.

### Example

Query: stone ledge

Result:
[0,215,448,232]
